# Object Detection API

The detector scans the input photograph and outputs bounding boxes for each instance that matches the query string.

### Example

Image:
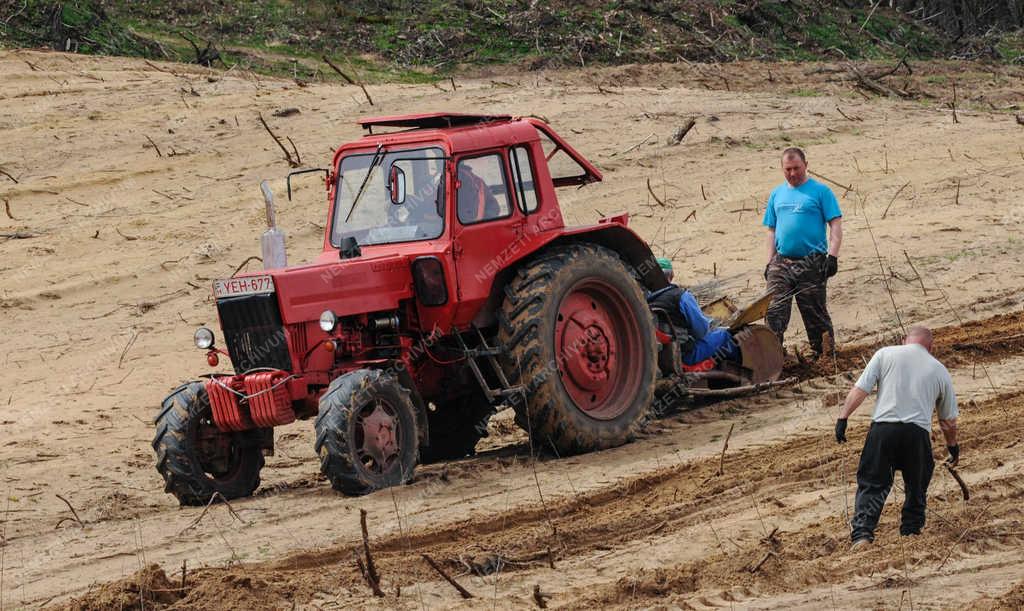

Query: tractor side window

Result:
[456,154,511,225]
[510,146,539,214]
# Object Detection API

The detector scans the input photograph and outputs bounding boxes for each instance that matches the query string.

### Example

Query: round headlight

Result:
[319,310,338,332]
[194,327,215,349]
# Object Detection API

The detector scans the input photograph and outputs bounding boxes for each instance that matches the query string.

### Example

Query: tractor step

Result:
[457,328,526,405]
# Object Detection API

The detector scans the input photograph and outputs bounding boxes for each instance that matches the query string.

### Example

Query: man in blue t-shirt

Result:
[762,147,844,359]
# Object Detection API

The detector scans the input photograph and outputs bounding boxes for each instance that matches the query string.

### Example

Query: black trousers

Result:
[851,422,935,541]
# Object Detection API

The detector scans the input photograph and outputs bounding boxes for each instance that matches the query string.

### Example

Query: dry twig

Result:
[938,505,989,570]
[881,181,911,219]
[321,55,355,84]
[836,106,863,122]
[422,554,473,599]
[646,178,667,207]
[360,509,384,597]
[808,170,853,195]
[861,201,905,335]
[533,584,551,608]
[614,132,656,157]
[949,82,959,124]
[258,112,300,168]
[55,494,84,528]
[321,55,373,106]
[749,550,777,573]
[902,250,927,296]
[231,255,263,277]
[118,330,139,367]
[666,118,696,146]
[177,491,242,535]
[717,423,735,476]
[943,463,970,501]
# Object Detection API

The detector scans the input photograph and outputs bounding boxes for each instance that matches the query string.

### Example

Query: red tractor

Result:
[153,113,778,505]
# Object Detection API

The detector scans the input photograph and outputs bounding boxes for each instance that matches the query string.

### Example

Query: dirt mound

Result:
[787,309,1024,380]
[62,568,298,611]
[64,564,181,611]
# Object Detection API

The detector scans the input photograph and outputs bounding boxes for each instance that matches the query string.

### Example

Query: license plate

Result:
[213,275,275,298]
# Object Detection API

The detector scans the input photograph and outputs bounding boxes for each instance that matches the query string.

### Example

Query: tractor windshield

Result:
[330,146,446,247]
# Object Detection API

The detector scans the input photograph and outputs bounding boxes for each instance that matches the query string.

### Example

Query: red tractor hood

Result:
[255,254,413,325]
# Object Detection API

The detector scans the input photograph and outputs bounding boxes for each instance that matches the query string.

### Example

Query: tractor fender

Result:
[471,217,667,329]
[554,220,669,292]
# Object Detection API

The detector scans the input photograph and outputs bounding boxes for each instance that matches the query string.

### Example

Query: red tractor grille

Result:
[205,378,253,431]
[244,372,296,428]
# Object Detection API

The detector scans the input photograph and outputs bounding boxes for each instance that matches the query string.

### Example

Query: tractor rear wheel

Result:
[153,382,266,506]
[498,243,657,455]
[314,369,419,495]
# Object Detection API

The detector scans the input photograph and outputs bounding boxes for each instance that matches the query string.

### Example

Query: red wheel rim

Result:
[555,279,644,420]
[355,400,401,474]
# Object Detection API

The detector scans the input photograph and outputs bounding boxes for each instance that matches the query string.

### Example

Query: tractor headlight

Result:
[319,310,338,332]
[194,327,215,349]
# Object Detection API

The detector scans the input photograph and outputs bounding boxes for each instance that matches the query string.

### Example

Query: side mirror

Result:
[388,165,406,205]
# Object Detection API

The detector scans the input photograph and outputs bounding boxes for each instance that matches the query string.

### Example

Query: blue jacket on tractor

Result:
[647,285,739,366]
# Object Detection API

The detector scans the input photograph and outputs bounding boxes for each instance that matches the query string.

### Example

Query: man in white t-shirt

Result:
[835,326,959,548]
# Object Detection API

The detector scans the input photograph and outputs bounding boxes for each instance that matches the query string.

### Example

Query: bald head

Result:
[904,325,934,351]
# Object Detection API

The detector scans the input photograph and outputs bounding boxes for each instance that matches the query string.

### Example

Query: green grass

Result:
[995,32,1024,62]
[0,0,1017,81]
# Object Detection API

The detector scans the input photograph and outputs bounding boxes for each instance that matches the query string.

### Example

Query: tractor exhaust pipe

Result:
[260,180,287,269]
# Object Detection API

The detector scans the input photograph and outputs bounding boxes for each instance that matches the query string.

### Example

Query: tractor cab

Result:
[316,113,605,328]
[320,113,602,251]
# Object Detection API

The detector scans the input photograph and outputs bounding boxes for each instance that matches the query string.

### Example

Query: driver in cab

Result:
[457,162,501,223]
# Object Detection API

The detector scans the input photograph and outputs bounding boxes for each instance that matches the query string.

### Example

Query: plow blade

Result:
[736,324,784,384]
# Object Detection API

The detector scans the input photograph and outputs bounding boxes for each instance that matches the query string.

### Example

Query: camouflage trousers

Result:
[765,252,833,355]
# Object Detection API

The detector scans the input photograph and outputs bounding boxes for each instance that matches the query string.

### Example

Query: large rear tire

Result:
[153,382,265,506]
[314,369,419,495]
[498,243,657,455]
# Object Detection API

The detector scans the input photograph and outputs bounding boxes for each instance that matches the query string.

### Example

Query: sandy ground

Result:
[0,49,1022,609]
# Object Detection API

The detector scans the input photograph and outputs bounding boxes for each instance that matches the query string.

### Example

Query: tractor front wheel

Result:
[314,369,419,495]
[153,382,266,506]
[498,243,657,455]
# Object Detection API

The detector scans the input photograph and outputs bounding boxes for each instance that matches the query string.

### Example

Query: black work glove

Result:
[947,444,960,466]
[825,254,838,278]
[835,418,848,443]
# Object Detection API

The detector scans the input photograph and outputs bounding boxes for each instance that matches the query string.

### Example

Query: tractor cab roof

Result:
[358,112,513,131]
[349,113,603,187]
